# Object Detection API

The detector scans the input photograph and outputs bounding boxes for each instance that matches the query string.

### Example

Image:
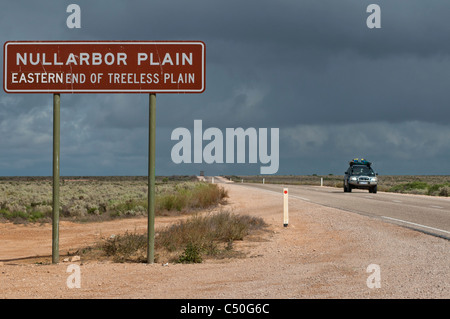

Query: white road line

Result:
[430,205,444,209]
[290,195,310,202]
[392,200,402,203]
[237,185,311,201]
[381,216,450,235]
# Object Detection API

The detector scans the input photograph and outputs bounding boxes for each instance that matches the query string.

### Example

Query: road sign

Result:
[3,41,205,93]
[3,39,206,264]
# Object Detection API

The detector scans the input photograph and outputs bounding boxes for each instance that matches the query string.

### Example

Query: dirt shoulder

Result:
[0,183,449,298]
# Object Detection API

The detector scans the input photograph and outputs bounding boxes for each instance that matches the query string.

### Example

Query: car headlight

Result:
[370,177,377,182]
[350,177,357,181]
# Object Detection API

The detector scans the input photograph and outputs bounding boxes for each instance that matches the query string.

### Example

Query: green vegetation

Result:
[157,182,228,213]
[388,181,450,196]
[86,211,268,263]
[101,231,147,263]
[0,176,228,223]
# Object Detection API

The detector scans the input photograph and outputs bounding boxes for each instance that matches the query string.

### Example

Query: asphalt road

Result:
[212,177,450,240]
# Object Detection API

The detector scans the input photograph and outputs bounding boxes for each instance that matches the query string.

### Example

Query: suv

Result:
[344,158,378,193]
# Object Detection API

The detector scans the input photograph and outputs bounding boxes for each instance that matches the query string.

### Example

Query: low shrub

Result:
[177,242,203,264]
[0,209,45,223]
[0,179,228,223]
[157,183,228,213]
[87,211,267,263]
[439,187,449,197]
[102,231,147,263]
[389,181,428,193]
[388,181,450,196]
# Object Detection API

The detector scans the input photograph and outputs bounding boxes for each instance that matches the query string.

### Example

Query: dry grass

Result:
[80,211,268,263]
[0,176,228,223]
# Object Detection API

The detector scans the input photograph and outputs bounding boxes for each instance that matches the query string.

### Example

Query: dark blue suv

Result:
[344,158,378,193]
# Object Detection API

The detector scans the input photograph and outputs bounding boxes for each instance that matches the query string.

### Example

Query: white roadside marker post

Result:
[321,177,323,187]
[283,188,288,227]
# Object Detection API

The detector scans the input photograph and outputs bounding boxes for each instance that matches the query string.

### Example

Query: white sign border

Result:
[3,41,205,94]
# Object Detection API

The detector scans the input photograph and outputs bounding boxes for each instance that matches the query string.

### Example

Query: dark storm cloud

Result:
[71,0,450,126]
[1,1,450,175]
[79,0,450,56]
[4,1,450,125]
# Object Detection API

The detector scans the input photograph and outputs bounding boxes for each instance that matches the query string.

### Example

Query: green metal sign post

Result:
[50,94,158,264]
[52,93,60,264]
[147,93,156,264]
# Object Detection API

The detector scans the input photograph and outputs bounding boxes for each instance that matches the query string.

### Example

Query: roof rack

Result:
[349,158,372,166]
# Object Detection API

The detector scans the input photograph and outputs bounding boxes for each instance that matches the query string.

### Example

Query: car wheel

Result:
[372,186,377,194]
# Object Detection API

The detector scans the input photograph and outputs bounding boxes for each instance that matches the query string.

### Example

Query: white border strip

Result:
[4,41,205,93]
[381,216,450,235]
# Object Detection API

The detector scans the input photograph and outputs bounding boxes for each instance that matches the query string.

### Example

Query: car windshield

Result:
[351,166,375,176]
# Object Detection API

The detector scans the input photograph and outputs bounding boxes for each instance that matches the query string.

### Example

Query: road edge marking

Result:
[381,216,450,236]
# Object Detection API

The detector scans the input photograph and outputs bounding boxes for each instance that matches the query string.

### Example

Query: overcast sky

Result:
[1,0,450,176]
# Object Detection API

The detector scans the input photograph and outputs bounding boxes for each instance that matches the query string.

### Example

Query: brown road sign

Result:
[3,41,205,93]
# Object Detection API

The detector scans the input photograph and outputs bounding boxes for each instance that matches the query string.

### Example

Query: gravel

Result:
[0,182,448,298]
